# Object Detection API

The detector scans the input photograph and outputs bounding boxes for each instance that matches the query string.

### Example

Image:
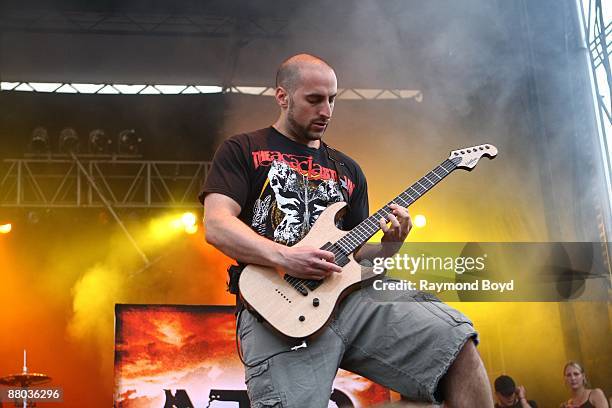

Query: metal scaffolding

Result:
[578,0,612,220]
[0,82,424,102]
[0,156,209,209]
[0,155,209,265]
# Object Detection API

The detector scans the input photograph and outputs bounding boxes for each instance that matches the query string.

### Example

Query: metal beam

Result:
[0,157,209,209]
[70,152,150,265]
[0,82,424,101]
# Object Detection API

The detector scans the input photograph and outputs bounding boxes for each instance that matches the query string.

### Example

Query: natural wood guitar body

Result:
[239,202,375,339]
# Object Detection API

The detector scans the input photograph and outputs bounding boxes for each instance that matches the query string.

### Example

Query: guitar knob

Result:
[313,298,320,307]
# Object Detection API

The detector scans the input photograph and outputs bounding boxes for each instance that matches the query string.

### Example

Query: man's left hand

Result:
[379,203,412,254]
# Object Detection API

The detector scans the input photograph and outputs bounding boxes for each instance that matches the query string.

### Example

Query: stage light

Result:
[59,127,79,153]
[0,223,12,234]
[185,224,198,234]
[118,129,142,154]
[181,212,197,228]
[30,127,50,153]
[181,212,198,234]
[414,214,427,228]
[89,129,112,153]
[153,213,199,240]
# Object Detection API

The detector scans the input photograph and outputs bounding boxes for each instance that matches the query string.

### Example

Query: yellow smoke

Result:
[68,262,126,374]
[67,211,200,373]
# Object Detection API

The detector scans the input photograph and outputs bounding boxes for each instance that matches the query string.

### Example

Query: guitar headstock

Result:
[449,144,498,170]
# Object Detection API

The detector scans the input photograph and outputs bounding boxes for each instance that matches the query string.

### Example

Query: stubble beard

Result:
[287,101,325,143]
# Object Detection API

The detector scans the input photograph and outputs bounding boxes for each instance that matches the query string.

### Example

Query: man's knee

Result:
[452,338,482,371]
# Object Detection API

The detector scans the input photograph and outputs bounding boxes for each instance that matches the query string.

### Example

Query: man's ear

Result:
[275,87,289,109]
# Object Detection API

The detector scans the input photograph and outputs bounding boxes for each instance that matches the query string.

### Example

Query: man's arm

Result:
[516,385,537,408]
[204,193,342,280]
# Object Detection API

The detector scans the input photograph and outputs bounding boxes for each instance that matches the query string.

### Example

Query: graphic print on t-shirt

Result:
[250,150,346,246]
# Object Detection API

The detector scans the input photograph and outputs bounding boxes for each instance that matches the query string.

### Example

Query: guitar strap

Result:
[227,263,249,315]
[322,142,351,211]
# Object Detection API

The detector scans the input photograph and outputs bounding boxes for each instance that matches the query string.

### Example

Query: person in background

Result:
[560,361,609,408]
[494,375,537,408]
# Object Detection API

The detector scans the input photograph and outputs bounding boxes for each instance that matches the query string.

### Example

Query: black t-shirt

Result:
[200,127,369,248]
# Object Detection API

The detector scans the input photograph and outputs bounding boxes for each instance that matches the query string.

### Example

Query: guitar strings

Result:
[289,159,459,293]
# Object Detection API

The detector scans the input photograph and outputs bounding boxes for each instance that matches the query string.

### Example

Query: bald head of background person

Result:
[273,53,338,148]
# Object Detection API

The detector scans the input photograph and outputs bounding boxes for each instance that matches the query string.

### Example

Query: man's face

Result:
[285,65,337,142]
[495,391,516,407]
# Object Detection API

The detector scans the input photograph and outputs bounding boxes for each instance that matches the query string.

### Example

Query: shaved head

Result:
[272,53,337,147]
[276,53,335,94]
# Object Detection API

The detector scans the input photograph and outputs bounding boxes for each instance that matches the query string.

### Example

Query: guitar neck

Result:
[336,158,460,254]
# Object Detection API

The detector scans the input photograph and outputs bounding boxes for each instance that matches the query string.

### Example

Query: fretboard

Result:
[335,157,460,254]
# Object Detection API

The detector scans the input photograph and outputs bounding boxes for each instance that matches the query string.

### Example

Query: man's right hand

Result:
[277,246,343,280]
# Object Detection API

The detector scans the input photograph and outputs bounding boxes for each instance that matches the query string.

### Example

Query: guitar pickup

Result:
[303,279,322,290]
[283,275,309,296]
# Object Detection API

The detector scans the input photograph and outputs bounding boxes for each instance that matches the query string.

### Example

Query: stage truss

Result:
[578,0,612,231]
[0,155,209,265]
[0,81,423,101]
[0,156,209,209]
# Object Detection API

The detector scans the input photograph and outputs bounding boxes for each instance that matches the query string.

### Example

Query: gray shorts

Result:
[238,280,477,407]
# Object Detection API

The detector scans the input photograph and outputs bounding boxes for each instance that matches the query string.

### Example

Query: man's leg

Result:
[333,284,489,405]
[238,309,344,407]
[439,340,493,408]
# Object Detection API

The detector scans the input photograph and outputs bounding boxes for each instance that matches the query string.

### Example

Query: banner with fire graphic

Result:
[114,305,390,407]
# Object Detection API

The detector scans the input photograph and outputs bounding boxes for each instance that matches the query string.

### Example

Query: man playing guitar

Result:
[201,53,493,407]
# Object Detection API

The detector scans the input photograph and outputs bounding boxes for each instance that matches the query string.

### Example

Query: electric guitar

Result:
[239,144,498,338]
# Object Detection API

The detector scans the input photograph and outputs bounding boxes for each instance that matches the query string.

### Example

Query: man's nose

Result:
[319,101,332,118]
